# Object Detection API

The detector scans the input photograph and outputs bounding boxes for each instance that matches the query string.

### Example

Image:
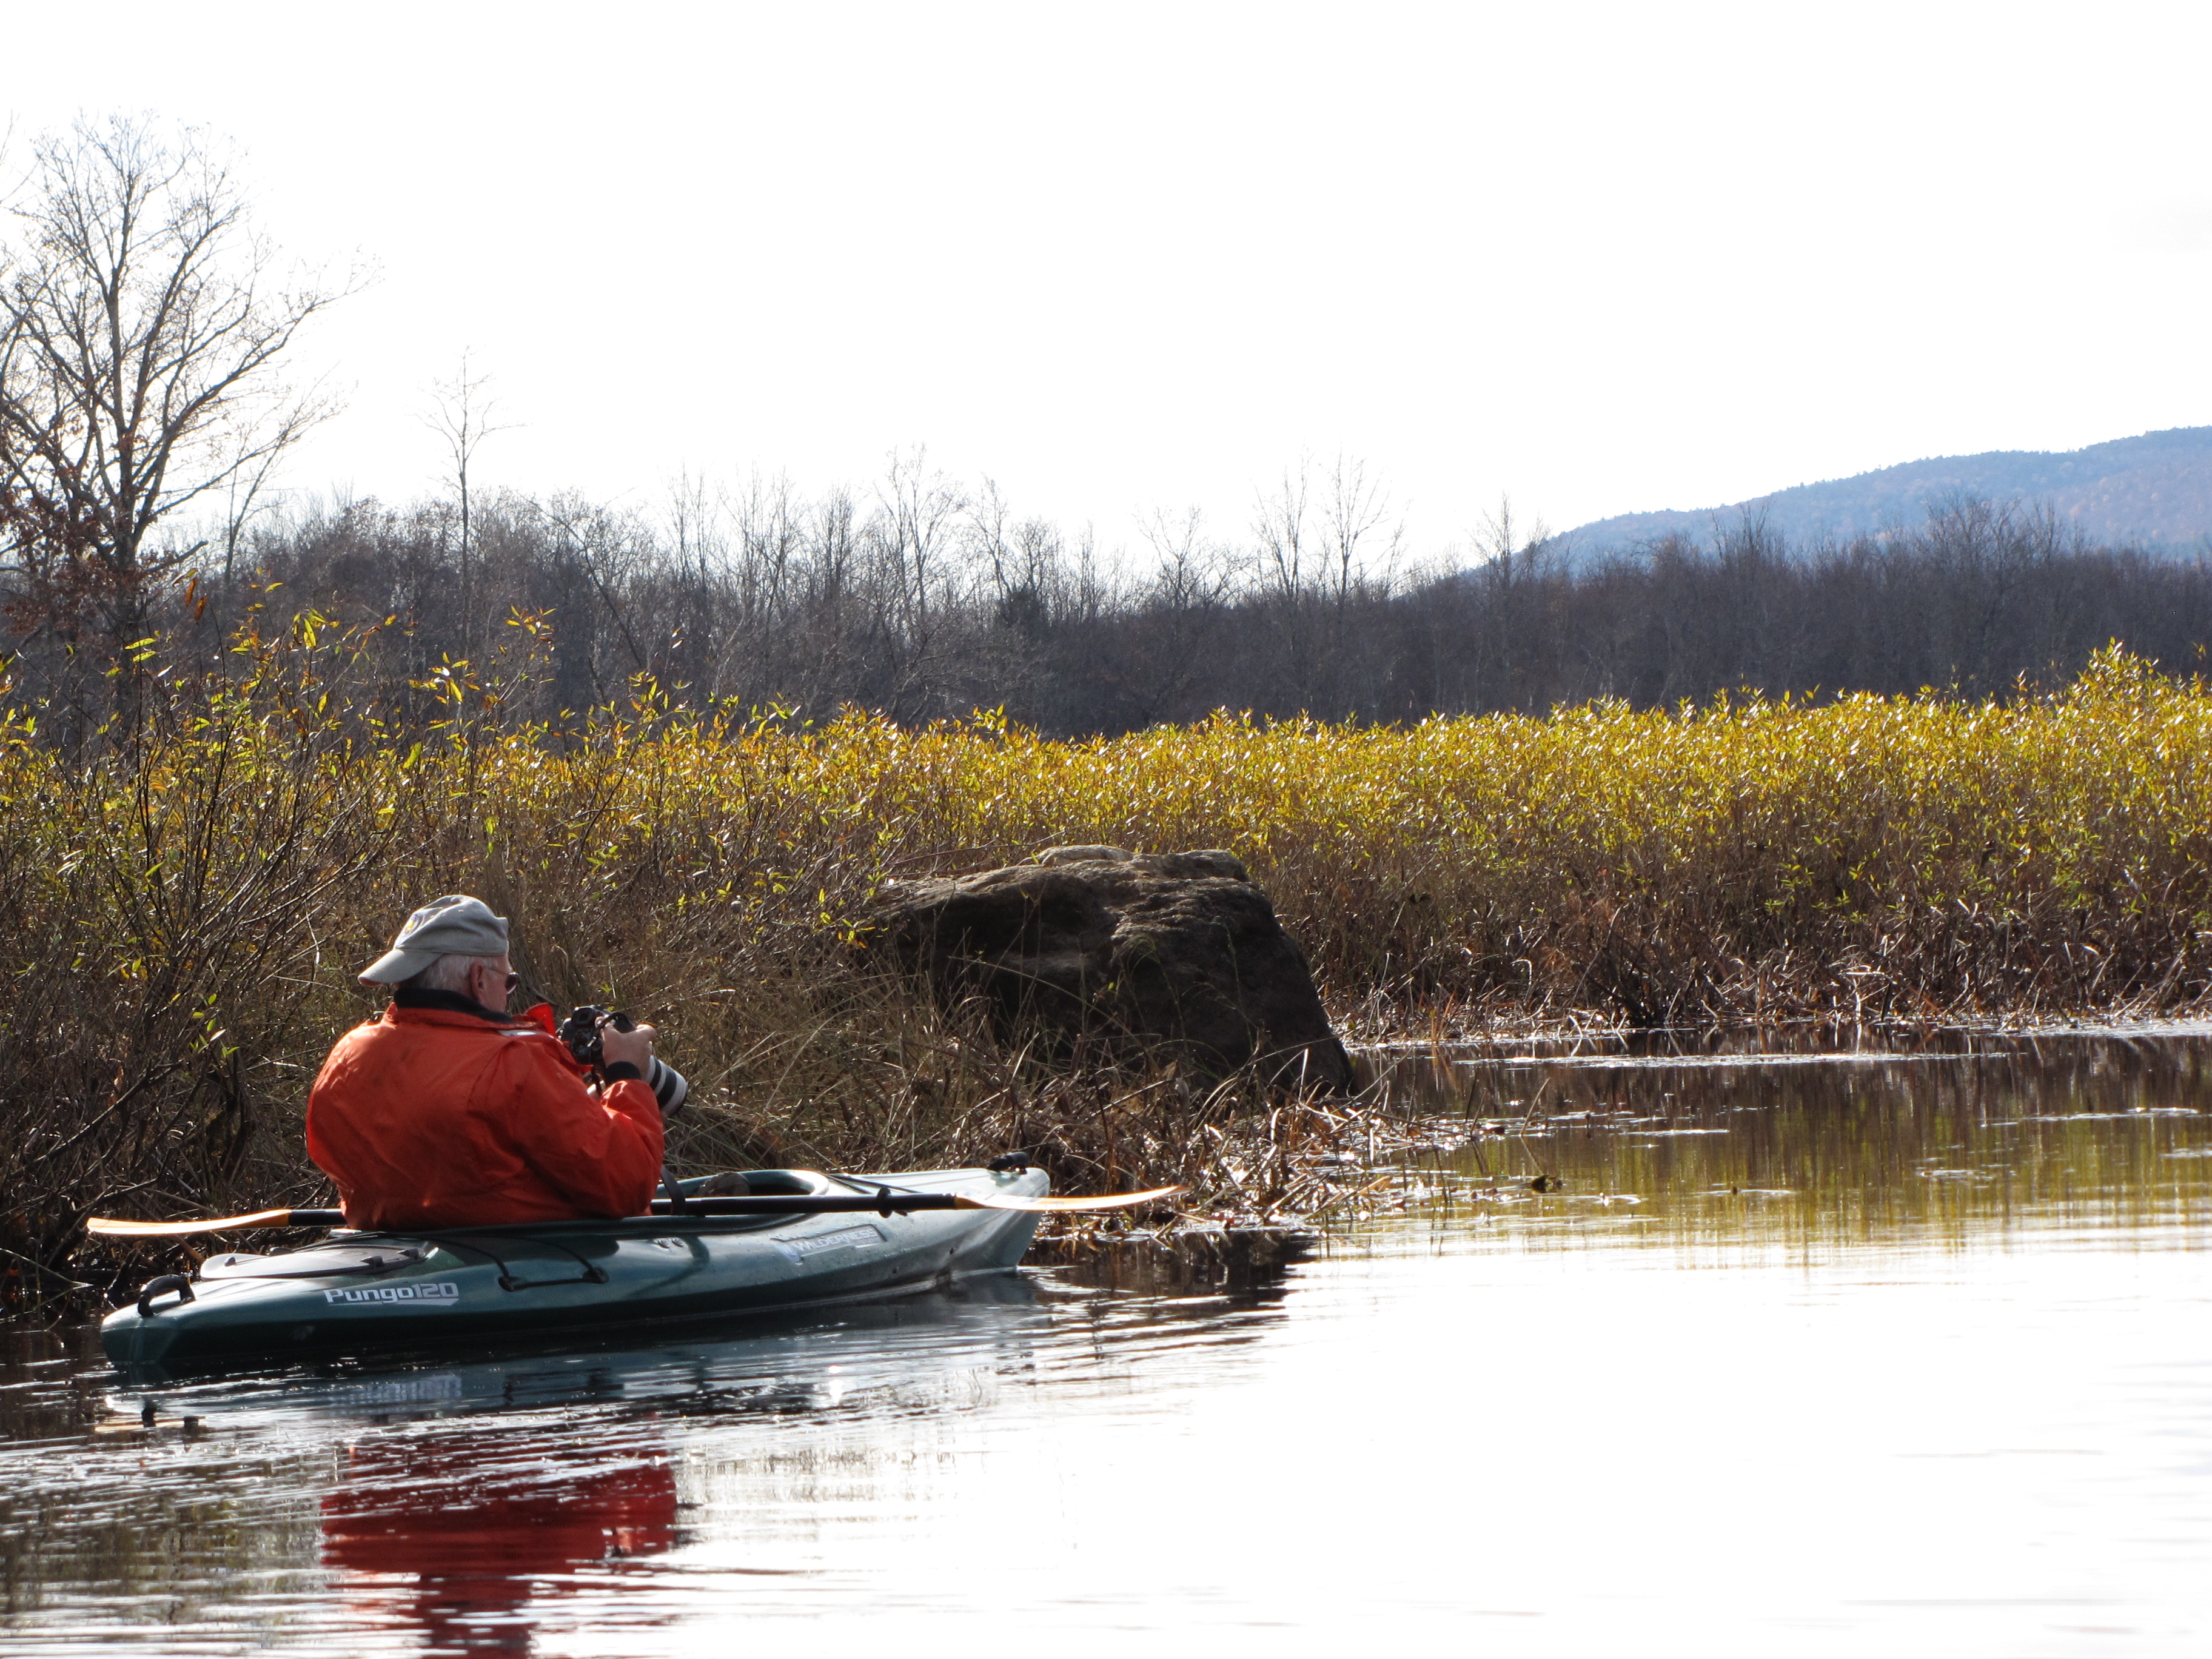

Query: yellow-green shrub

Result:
[7,631,2210,1293]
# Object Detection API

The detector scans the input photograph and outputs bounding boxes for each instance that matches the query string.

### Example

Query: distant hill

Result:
[1564,427,2212,554]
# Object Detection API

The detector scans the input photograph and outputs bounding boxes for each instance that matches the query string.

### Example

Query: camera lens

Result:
[645,1057,689,1116]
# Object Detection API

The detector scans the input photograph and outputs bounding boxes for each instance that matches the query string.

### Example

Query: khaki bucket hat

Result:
[358,894,511,984]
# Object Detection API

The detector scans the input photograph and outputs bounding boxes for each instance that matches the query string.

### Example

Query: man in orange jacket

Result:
[307,894,667,1230]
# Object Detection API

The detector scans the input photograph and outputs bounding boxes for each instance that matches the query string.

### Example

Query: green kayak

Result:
[102,1165,1048,1378]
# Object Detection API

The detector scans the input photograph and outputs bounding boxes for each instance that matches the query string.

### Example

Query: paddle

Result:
[86,1184,1187,1239]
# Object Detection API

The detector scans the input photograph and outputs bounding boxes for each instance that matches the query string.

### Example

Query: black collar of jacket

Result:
[392,986,515,1024]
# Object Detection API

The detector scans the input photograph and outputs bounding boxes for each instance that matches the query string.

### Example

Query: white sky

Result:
[7,0,2210,560]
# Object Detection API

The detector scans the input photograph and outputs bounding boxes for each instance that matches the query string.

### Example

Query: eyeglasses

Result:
[504,972,521,994]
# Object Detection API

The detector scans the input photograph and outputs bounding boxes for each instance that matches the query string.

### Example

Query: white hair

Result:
[407,953,504,994]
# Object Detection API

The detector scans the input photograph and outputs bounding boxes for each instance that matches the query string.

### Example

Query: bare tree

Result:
[1253,460,1313,604]
[215,430,286,601]
[0,115,348,702]
[865,450,970,720]
[1251,455,1401,712]
[1073,508,1225,728]
[1319,454,1402,611]
[424,348,512,652]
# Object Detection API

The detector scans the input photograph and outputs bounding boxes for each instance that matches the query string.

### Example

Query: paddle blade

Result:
[954,1185,1186,1214]
[86,1208,338,1238]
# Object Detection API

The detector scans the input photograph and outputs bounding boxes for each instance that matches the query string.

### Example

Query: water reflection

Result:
[1364,1027,2212,1254]
[1,1034,2208,1653]
[0,1264,1297,1652]
[322,1429,676,1655]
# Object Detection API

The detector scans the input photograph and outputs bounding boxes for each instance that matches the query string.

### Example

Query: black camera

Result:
[560,1004,689,1116]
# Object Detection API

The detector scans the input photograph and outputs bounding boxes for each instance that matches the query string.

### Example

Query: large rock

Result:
[862,846,1353,1092]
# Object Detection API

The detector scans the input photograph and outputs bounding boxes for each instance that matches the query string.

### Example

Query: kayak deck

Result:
[102,1167,1048,1376]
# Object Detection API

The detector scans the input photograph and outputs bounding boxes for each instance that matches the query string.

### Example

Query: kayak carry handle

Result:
[137,1275,196,1318]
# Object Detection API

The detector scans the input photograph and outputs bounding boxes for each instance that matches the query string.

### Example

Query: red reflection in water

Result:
[323,1429,676,1654]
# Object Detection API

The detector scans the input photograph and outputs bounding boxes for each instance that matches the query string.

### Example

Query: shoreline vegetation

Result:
[8,117,2211,1318]
[5,631,2212,1307]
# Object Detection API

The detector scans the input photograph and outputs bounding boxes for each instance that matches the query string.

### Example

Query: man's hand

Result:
[599,1018,656,1074]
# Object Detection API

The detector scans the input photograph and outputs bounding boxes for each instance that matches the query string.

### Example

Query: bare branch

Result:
[0,113,353,682]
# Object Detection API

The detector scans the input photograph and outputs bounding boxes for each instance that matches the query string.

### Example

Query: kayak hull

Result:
[101,1167,1047,1376]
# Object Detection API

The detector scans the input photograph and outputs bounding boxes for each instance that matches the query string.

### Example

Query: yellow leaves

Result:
[412,659,477,707]
[9,644,2209,1014]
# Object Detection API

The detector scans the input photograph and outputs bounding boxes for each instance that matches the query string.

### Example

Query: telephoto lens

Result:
[643,1056,689,1116]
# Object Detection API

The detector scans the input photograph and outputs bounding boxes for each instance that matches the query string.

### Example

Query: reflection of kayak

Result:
[122,1269,1049,1418]
[102,1166,1047,1377]
[116,1271,1051,1430]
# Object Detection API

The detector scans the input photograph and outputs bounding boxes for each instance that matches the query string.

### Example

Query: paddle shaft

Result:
[658,1190,965,1216]
[87,1183,1182,1237]
[193,1193,972,1230]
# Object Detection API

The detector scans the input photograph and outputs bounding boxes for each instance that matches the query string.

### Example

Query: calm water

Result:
[4,1029,2210,1655]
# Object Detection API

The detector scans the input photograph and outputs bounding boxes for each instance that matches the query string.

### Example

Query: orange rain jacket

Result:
[306,996,665,1230]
